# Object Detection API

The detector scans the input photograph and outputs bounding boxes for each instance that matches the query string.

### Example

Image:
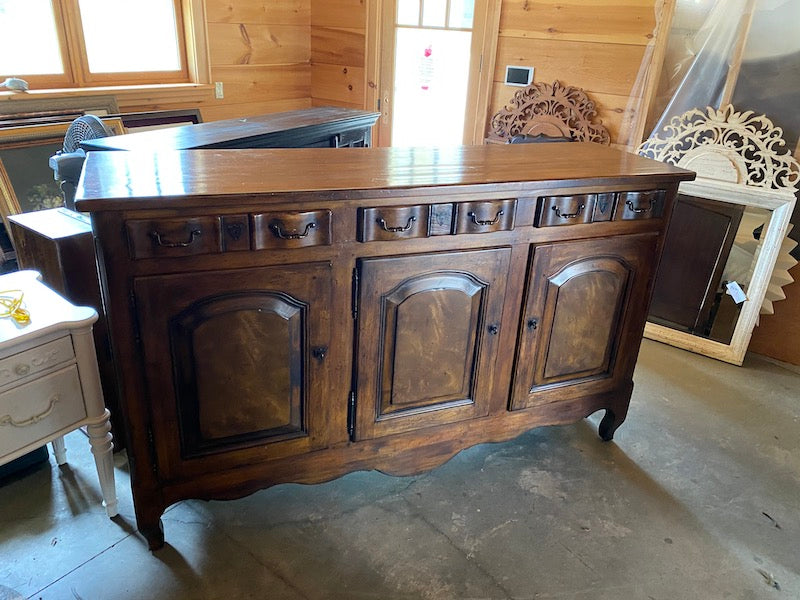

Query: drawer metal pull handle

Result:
[150,229,202,248]
[377,216,416,233]
[271,222,316,240]
[0,396,58,428]
[626,199,654,214]
[552,204,585,219]
[468,209,504,226]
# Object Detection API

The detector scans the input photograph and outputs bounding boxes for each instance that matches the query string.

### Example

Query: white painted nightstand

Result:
[0,270,117,517]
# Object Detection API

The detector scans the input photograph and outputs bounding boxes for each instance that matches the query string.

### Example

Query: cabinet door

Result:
[355,248,510,440]
[133,263,331,480]
[511,235,657,410]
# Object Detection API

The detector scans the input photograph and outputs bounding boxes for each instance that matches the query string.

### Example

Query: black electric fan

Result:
[49,114,114,210]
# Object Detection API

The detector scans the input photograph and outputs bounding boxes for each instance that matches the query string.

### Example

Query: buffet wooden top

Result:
[76,142,693,211]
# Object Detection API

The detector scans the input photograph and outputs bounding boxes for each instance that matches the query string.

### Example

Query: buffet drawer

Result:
[359,205,430,241]
[0,336,74,390]
[0,366,86,456]
[127,217,221,259]
[454,199,516,234]
[615,190,665,220]
[536,194,594,227]
[252,210,332,249]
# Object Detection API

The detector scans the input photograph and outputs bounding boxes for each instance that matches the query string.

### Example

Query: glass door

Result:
[379,0,484,147]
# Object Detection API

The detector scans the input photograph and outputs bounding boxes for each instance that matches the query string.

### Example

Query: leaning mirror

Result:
[638,105,799,365]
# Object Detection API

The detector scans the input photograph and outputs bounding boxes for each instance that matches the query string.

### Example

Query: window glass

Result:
[0,0,64,76]
[79,0,182,73]
[421,0,447,28]
[397,0,420,26]
[449,0,474,29]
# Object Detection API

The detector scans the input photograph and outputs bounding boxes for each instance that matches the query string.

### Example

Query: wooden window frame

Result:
[2,0,210,92]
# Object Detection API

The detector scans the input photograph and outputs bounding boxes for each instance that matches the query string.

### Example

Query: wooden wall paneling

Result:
[206,0,311,25]
[311,0,367,29]
[310,0,367,109]
[208,23,311,65]
[310,98,363,110]
[200,98,313,122]
[202,0,313,122]
[311,27,366,66]
[210,65,311,105]
[498,0,658,45]
[493,38,650,97]
[311,64,365,106]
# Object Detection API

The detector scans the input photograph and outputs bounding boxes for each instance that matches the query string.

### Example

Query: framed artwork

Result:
[0,118,125,220]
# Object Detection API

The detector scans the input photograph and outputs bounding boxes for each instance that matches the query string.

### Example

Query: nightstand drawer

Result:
[252,210,332,249]
[127,217,222,259]
[0,336,74,390]
[0,366,86,457]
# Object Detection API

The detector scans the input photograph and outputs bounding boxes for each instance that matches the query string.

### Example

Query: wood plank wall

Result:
[490,0,661,146]
[120,0,314,122]
[310,0,367,108]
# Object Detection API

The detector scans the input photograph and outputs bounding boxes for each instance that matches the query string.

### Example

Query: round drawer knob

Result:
[14,363,30,376]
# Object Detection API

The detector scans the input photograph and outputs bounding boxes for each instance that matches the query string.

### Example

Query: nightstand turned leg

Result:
[51,436,67,465]
[87,409,118,517]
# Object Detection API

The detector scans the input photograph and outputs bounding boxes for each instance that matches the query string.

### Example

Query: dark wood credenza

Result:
[76,143,694,549]
[80,106,380,152]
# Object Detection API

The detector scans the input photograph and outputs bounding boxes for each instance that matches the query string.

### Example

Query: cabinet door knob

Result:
[312,346,328,361]
[488,324,499,335]
[527,318,538,331]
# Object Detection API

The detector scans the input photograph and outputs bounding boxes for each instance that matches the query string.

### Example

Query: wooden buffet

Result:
[75,143,694,549]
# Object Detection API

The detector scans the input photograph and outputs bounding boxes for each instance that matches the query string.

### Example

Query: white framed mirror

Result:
[639,105,799,365]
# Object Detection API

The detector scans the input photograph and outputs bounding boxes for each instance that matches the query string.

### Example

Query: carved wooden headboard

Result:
[487,80,611,145]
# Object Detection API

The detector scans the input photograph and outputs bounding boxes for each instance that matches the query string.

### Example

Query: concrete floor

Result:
[0,339,798,600]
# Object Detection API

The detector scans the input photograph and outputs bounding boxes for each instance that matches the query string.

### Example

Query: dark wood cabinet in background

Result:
[76,143,693,549]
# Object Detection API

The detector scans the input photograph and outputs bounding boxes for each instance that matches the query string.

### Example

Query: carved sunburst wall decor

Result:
[638,105,800,190]
[488,80,611,145]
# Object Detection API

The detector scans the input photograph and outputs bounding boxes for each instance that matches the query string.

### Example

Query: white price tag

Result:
[725,281,747,304]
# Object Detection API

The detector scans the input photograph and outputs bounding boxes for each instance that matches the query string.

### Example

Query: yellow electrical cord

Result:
[0,290,30,325]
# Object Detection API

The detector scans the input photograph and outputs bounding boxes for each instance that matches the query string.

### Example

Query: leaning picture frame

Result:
[0,118,125,224]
